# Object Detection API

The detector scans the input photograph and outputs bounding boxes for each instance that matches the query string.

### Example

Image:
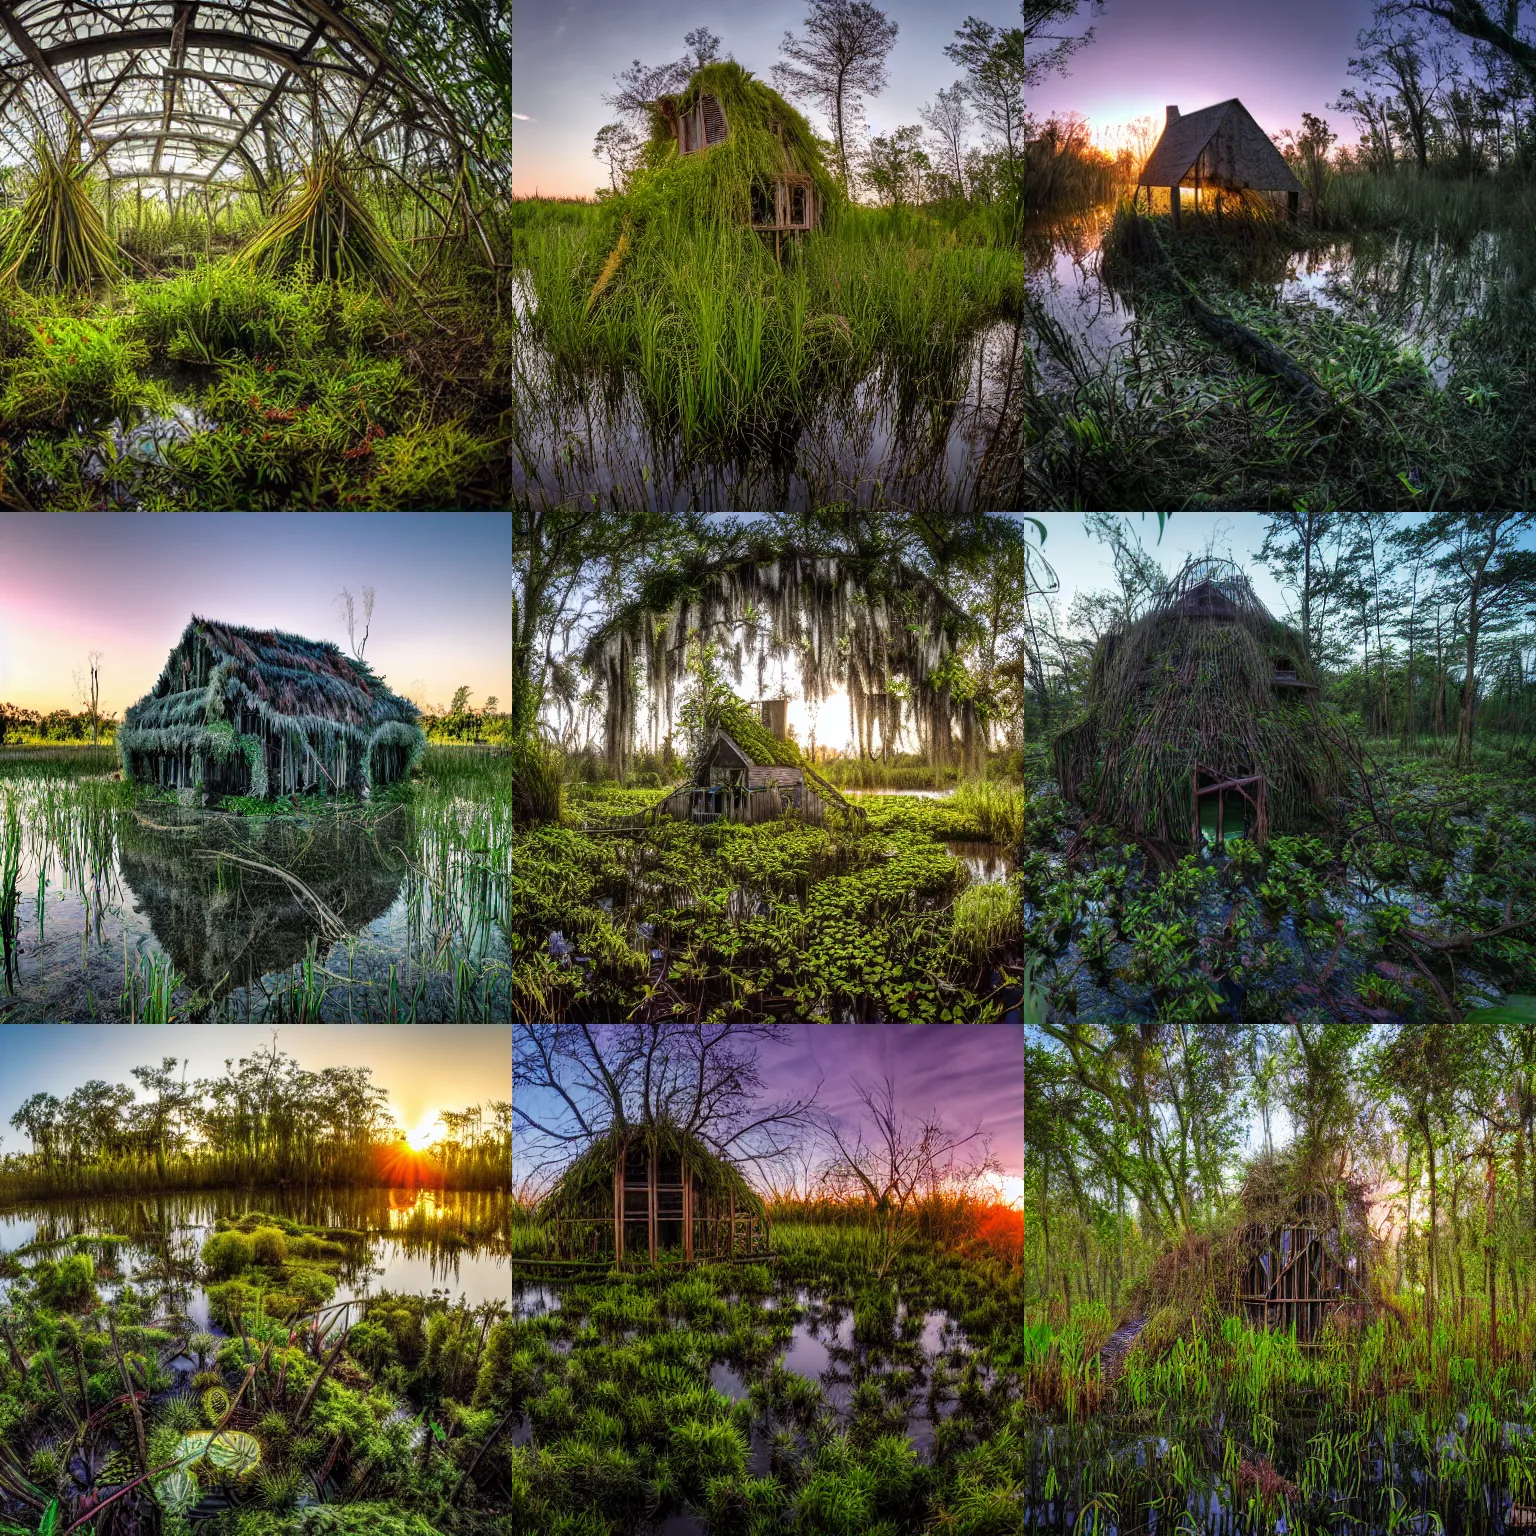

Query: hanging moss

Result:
[582,537,976,776]
[120,616,423,801]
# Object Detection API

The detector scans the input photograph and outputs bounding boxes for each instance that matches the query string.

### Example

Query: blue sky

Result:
[0,1026,511,1153]
[515,0,1383,198]
[0,513,511,717]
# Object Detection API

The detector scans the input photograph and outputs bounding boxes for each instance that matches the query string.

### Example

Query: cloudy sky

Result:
[0,1025,511,1154]
[0,514,511,718]
[513,1024,1024,1203]
[515,0,1383,199]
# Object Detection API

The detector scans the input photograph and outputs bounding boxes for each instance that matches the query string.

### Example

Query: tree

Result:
[1398,512,1536,764]
[512,1024,817,1191]
[1258,512,1344,665]
[683,26,722,69]
[1274,112,1338,218]
[945,3,1102,208]
[1379,1,1536,93]
[920,82,972,196]
[773,0,900,197]
[1345,19,1451,170]
[131,1057,191,1177]
[9,1093,62,1168]
[815,1074,994,1279]
[604,54,691,126]
[592,121,643,192]
[863,124,929,208]
[72,649,103,746]
[335,586,375,661]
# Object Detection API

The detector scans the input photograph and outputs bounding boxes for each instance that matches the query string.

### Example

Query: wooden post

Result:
[682,1164,693,1263]
[613,1156,623,1261]
[647,1146,658,1262]
[1216,789,1224,850]
[728,1189,736,1259]
[1170,183,1181,230]
[1287,189,1299,222]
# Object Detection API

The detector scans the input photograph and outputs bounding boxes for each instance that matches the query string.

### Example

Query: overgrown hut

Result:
[647,61,836,255]
[1138,100,1303,226]
[1238,1193,1358,1341]
[1052,558,1345,851]
[120,617,425,804]
[538,1125,772,1266]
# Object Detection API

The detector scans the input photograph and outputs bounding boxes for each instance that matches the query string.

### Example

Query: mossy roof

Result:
[125,617,419,735]
[694,689,802,772]
[1052,558,1346,840]
[631,60,840,230]
[538,1122,768,1223]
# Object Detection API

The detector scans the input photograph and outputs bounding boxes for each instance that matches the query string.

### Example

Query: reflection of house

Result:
[1138,99,1303,226]
[539,1125,771,1267]
[118,812,403,1007]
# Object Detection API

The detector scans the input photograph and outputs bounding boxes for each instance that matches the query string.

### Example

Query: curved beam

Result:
[34,27,367,80]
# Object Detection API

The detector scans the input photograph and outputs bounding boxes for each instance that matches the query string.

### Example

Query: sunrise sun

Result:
[404,1115,441,1152]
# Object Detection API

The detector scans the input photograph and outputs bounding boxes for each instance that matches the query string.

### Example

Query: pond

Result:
[946,839,1014,883]
[0,1187,512,1319]
[512,1280,965,1461]
[510,204,1514,511]
[0,769,510,1021]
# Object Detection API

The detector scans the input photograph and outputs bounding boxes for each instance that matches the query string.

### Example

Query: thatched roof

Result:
[1052,557,1346,845]
[1139,99,1302,194]
[127,618,419,734]
[538,1122,767,1223]
[692,690,802,775]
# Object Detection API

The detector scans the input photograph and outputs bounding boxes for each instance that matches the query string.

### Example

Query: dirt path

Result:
[1097,1314,1147,1384]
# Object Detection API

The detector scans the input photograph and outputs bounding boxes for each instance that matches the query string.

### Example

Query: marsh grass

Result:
[513,200,1027,449]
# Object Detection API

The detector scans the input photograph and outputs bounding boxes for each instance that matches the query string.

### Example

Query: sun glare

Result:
[985,1172,1026,1210]
[405,1115,440,1152]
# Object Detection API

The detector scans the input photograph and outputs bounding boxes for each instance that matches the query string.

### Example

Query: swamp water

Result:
[0,773,509,1020]
[511,208,1509,510]
[0,1187,512,1316]
[511,1281,967,1479]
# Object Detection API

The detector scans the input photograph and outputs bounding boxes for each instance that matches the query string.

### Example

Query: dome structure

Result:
[0,0,464,193]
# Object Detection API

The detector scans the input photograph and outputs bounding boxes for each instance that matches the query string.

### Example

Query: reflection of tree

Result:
[118,808,407,1007]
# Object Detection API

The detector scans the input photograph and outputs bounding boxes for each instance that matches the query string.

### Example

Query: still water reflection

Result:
[0,1187,511,1313]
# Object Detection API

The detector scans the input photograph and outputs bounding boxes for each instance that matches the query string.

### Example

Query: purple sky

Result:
[513,1025,1023,1199]
[515,0,1380,199]
[0,514,511,717]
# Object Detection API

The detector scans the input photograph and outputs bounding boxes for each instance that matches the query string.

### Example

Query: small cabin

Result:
[1138,98,1304,227]
[674,728,806,825]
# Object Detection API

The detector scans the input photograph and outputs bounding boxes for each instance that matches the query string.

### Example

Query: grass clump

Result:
[234,155,414,293]
[0,312,155,428]
[0,134,123,290]
[948,882,1021,969]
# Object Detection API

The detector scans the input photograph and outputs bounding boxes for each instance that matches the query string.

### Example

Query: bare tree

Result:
[920,82,972,196]
[814,1075,995,1277]
[605,55,691,126]
[335,586,375,661]
[72,649,104,745]
[513,1024,818,1193]
[1379,1,1536,93]
[773,0,900,197]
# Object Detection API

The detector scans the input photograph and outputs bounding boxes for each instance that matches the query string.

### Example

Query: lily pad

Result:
[175,1428,262,1479]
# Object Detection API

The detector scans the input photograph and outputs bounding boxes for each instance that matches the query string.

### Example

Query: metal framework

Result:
[0,0,459,190]
[1238,1194,1355,1341]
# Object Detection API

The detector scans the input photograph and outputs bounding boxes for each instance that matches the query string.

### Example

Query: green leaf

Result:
[175,1429,262,1479]
[1469,995,1536,1024]
[153,1468,200,1515]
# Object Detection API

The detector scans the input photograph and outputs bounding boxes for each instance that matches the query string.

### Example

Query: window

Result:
[789,182,809,226]
[701,94,728,145]
[679,111,695,153]
[750,178,775,225]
